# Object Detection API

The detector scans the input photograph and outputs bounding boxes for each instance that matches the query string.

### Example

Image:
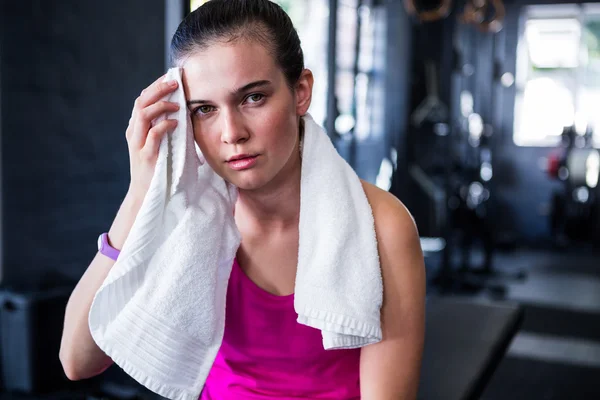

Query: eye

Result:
[246,93,264,104]
[194,105,215,116]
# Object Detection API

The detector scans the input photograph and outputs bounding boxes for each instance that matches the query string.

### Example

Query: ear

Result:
[295,69,314,116]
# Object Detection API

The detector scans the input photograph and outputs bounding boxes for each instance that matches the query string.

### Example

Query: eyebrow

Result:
[186,80,272,106]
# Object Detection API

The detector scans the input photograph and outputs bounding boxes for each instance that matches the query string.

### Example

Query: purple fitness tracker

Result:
[97,232,121,261]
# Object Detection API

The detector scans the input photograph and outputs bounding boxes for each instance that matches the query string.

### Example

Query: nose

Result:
[221,110,249,145]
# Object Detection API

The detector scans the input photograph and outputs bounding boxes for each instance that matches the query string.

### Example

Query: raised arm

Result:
[59,75,180,380]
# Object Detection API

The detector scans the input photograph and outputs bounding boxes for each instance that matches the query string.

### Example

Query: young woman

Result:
[60,1,426,399]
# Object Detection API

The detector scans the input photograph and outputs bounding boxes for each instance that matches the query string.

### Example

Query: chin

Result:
[234,182,262,191]
[222,171,269,191]
[232,177,269,191]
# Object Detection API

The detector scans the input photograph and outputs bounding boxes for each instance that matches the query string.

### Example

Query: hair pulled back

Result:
[170,0,304,87]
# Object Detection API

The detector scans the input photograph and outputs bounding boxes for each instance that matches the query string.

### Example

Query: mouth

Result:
[226,154,259,171]
[227,154,256,162]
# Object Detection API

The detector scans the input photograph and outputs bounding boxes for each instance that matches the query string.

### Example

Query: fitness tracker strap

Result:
[97,232,121,261]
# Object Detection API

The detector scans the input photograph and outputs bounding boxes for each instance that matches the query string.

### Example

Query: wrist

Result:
[124,190,145,211]
[107,194,143,251]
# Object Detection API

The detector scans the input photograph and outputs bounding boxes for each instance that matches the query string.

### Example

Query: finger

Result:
[126,111,137,141]
[142,73,167,95]
[138,77,178,110]
[129,101,180,149]
[144,100,180,122]
[127,73,170,143]
[140,119,178,161]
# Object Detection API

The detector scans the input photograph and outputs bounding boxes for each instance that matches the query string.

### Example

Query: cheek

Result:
[192,128,218,165]
[259,104,298,147]
[192,129,206,155]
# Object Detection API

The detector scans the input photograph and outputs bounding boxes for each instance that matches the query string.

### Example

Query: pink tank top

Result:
[200,259,361,399]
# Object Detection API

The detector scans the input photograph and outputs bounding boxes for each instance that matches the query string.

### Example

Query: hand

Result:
[125,74,180,203]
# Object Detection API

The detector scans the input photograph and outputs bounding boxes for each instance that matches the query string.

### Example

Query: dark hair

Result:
[170,0,304,88]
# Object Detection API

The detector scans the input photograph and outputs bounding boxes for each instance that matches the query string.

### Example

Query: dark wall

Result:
[1,1,166,289]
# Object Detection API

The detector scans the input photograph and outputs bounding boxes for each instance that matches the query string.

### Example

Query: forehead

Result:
[182,40,281,97]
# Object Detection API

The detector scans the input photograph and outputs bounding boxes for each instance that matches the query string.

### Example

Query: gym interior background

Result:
[1,0,599,399]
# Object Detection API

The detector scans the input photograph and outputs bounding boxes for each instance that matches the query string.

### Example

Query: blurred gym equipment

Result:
[404,0,452,22]
[411,62,449,128]
[446,98,495,273]
[548,124,600,246]
[408,35,527,294]
[0,287,73,394]
[0,286,165,400]
[430,93,511,295]
[460,0,506,33]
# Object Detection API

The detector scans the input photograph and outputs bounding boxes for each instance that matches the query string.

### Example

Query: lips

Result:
[228,154,255,162]
[227,154,259,171]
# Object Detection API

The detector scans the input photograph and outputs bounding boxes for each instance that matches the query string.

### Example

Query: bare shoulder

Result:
[360,179,423,277]
[358,183,425,399]
[360,180,419,243]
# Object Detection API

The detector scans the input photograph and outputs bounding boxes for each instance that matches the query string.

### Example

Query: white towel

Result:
[89,67,382,400]
[296,114,382,350]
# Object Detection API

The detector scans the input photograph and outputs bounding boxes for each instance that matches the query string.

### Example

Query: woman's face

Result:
[181,39,313,191]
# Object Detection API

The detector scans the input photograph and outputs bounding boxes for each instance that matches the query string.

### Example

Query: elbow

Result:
[63,368,83,382]
[59,344,111,381]
[59,351,83,381]
[59,345,89,381]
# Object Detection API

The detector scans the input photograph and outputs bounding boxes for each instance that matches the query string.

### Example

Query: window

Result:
[514,5,600,147]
